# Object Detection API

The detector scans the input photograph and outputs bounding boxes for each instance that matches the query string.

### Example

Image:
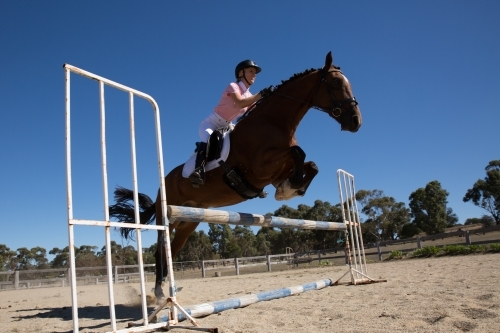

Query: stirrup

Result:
[189,169,205,186]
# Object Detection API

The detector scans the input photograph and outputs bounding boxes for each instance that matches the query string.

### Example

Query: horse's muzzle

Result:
[341,115,361,132]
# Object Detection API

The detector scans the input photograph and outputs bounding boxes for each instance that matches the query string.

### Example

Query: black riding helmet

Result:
[235,60,262,80]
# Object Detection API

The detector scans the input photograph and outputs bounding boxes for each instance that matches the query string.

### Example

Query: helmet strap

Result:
[242,69,252,86]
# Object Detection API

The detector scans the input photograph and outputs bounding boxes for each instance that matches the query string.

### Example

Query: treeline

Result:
[1,160,498,271]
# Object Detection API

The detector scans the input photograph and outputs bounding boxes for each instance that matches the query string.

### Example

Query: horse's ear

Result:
[323,51,333,71]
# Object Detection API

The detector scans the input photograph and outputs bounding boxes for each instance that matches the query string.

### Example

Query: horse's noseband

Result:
[315,70,358,119]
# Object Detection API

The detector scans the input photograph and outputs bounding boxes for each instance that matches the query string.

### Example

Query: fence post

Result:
[267,255,271,272]
[201,260,206,278]
[417,237,422,249]
[235,258,240,276]
[114,266,118,284]
[465,231,471,245]
[14,271,19,290]
[377,242,382,261]
[318,250,321,262]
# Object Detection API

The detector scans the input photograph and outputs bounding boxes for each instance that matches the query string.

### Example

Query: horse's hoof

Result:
[156,296,166,305]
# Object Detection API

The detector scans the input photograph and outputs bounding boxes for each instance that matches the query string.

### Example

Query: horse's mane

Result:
[274,64,340,88]
[237,64,341,121]
[276,68,318,87]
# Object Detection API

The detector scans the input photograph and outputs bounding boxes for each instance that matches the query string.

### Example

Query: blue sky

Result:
[1,1,499,258]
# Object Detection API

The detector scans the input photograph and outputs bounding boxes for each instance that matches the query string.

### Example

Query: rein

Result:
[238,69,357,122]
[271,69,357,119]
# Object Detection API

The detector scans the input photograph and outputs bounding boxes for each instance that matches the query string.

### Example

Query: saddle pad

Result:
[181,134,231,178]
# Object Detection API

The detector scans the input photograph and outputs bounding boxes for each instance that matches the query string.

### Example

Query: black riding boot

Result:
[189,142,208,186]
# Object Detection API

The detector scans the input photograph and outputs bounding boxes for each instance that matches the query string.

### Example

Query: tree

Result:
[271,204,313,252]
[233,225,257,257]
[0,245,18,271]
[50,247,70,268]
[76,245,101,267]
[208,224,238,258]
[463,160,500,224]
[408,180,450,235]
[356,190,410,241]
[464,215,495,226]
[143,244,157,264]
[304,200,344,249]
[176,230,214,261]
[446,207,459,227]
[30,246,49,269]
[16,247,34,270]
[255,227,279,254]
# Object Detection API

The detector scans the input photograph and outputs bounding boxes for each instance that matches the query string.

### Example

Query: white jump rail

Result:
[64,64,174,333]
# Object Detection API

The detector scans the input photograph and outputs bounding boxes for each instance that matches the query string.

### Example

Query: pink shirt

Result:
[214,81,253,121]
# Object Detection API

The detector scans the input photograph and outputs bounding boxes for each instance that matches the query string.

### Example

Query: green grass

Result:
[318,260,333,266]
[387,250,405,260]
[411,246,441,258]
[490,243,500,252]
[393,243,500,259]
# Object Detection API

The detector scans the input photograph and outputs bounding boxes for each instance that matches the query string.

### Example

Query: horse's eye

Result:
[332,79,342,87]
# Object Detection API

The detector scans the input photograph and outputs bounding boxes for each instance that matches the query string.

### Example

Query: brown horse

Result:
[109,52,362,299]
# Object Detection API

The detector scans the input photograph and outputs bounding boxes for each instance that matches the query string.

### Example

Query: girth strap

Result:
[218,161,267,199]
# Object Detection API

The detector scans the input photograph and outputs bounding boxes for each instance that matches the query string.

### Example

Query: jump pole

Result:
[157,279,332,323]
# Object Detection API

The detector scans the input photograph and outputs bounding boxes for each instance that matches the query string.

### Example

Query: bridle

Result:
[271,69,358,119]
[313,69,358,118]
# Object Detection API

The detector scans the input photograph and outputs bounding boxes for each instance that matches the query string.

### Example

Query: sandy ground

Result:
[1,253,499,333]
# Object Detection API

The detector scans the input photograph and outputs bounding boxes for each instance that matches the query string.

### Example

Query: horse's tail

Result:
[109,186,156,240]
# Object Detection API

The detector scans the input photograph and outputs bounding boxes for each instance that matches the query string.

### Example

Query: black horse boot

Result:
[189,142,208,187]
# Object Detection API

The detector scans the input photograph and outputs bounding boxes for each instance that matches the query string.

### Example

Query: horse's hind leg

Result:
[153,221,200,301]
[154,230,168,300]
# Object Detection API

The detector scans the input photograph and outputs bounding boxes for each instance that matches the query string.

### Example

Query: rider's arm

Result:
[229,91,262,109]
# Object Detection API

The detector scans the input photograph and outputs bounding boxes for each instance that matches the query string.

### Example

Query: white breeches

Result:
[198,112,232,142]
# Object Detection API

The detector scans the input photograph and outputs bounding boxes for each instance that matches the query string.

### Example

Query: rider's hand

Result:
[259,85,276,98]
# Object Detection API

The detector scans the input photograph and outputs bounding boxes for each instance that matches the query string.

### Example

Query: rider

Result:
[189,59,272,186]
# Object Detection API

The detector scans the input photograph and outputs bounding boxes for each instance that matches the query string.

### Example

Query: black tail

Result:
[109,186,156,240]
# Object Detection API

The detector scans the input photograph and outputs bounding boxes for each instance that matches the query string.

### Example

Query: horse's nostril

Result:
[351,116,360,132]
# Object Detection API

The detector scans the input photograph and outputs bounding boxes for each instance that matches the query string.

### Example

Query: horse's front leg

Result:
[296,161,319,196]
[274,146,319,200]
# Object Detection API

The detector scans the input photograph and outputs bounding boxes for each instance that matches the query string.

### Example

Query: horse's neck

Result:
[239,71,320,133]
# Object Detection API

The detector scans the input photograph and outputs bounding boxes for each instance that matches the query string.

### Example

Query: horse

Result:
[109,51,362,299]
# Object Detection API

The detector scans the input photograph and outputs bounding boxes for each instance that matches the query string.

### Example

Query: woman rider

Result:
[189,59,272,185]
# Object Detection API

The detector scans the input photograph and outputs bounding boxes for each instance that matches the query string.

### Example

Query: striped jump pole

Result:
[156,279,332,324]
[168,206,347,231]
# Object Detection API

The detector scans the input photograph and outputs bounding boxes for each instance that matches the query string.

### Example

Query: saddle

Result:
[182,128,267,199]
